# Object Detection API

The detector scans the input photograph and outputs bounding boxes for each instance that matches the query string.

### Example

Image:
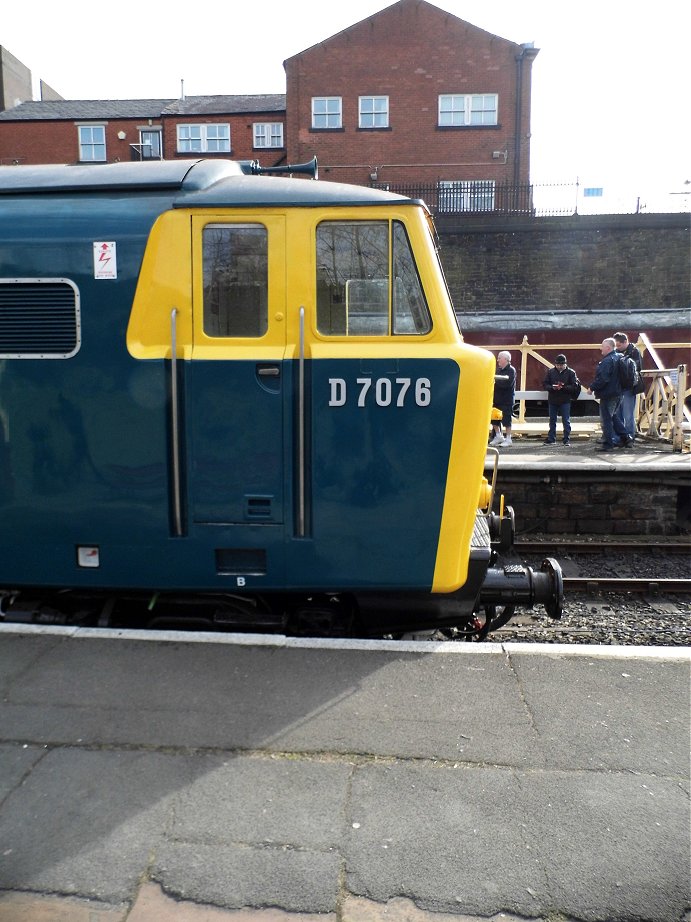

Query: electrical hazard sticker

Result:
[77,546,100,568]
[93,241,117,279]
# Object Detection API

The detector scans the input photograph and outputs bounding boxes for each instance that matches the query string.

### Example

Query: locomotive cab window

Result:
[202,224,268,337]
[316,220,431,336]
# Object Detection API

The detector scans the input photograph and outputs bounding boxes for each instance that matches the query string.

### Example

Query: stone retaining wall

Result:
[495,473,687,536]
[436,213,690,312]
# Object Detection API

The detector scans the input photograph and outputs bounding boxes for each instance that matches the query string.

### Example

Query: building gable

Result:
[284,0,521,68]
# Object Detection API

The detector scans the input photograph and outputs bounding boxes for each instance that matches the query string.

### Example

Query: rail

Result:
[562,577,691,594]
[485,333,690,451]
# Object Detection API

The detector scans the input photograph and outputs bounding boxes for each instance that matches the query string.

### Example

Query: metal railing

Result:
[373,180,538,215]
[371,180,690,217]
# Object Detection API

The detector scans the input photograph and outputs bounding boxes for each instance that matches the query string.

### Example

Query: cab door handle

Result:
[257,364,280,377]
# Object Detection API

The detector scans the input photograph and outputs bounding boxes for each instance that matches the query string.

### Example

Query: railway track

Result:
[516,539,691,554]
[489,541,691,644]
[515,539,691,594]
[563,577,691,594]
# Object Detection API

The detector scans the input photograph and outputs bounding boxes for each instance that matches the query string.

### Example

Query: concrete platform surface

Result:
[0,626,689,922]
[485,429,690,472]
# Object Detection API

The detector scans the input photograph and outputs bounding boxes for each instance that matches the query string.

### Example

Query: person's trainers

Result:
[543,440,556,446]
[563,441,571,446]
[499,437,512,447]
[489,434,504,446]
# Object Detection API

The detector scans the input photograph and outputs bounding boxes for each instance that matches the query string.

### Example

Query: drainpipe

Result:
[514,43,539,188]
[514,49,525,188]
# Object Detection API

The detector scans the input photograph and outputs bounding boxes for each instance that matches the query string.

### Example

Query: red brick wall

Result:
[0,120,81,164]
[285,0,533,187]
[160,116,286,167]
[0,115,286,167]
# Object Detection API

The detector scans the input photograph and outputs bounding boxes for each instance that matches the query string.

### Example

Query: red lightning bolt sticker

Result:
[93,241,117,279]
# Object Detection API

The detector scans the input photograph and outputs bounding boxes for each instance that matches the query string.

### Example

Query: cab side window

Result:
[316,220,431,336]
[202,224,268,338]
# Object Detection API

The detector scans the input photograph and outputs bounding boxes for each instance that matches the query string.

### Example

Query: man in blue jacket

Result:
[587,338,632,452]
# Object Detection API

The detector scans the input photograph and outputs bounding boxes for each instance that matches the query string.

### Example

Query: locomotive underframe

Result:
[0,513,563,640]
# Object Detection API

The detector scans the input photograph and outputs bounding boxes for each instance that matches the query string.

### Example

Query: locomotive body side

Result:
[126,189,495,595]
[0,161,561,634]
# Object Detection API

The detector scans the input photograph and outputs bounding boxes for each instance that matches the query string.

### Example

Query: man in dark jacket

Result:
[489,351,516,447]
[613,331,644,442]
[587,338,631,451]
[542,353,580,446]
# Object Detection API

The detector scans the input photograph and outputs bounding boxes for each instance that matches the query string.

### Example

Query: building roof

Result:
[0,94,286,122]
[162,95,285,116]
[0,99,174,121]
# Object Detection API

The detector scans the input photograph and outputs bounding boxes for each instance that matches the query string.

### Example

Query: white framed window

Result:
[438,94,498,127]
[359,96,389,129]
[177,123,230,153]
[78,125,106,161]
[312,97,342,129]
[438,180,496,213]
[253,122,284,148]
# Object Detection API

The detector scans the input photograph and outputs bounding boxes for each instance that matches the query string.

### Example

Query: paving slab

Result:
[0,892,127,922]
[345,761,689,920]
[507,650,690,774]
[0,747,188,902]
[0,633,546,766]
[0,628,688,921]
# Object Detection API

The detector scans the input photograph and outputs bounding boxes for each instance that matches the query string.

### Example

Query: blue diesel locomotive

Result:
[0,159,561,636]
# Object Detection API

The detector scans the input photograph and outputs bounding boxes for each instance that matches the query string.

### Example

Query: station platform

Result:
[0,626,688,922]
[485,420,690,472]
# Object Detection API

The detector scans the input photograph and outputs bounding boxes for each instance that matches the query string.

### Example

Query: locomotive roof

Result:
[0,159,418,208]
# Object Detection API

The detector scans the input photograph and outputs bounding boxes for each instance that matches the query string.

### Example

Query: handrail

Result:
[297,306,306,537]
[170,307,184,535]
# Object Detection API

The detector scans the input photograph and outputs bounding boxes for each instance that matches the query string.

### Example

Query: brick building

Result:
[0,94,287,169]
[285,0,537,189]
[0,0,537,190]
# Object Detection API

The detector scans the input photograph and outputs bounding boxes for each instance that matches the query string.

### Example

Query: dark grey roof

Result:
[0,99,174,121]
[0,94,285,121]
[162,95,285,116]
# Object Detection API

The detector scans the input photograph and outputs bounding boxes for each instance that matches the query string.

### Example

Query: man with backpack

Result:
[587,338,632,451]
[613,332,644,443]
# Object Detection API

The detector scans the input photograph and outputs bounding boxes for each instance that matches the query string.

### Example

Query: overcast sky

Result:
[2,0,689,210]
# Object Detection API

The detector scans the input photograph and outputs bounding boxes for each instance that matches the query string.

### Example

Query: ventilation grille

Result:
[0,278,81,358]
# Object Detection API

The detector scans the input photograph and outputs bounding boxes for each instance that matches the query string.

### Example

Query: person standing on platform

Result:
[542,354,581,446]
[613,331,644,442]
[587,338,631,452]
[489,351,516,447]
